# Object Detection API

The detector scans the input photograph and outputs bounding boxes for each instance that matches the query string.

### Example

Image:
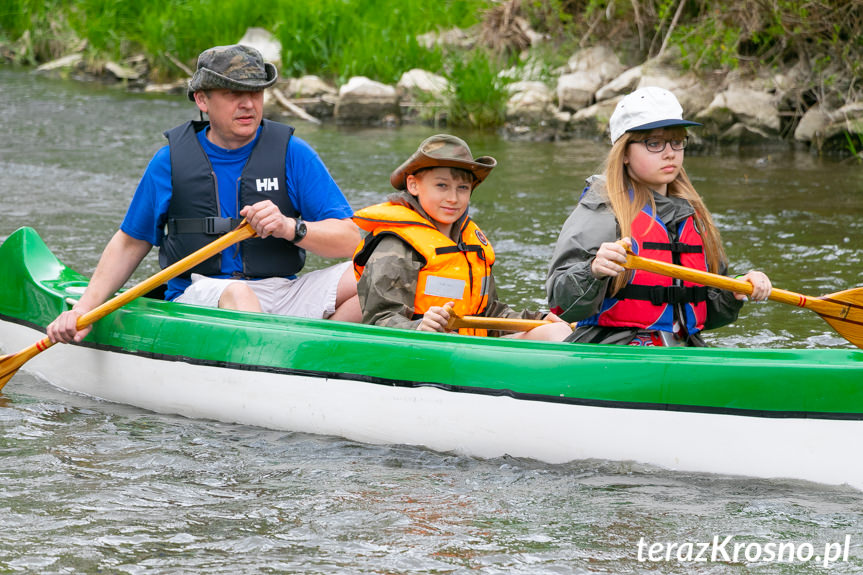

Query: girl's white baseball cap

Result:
[609,86,701,144]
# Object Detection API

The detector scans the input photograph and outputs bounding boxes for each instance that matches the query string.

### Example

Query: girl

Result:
[546,87,771,346]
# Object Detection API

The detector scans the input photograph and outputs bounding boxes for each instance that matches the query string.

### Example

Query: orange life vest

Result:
[353,202,495,336]
[582,205,709,334]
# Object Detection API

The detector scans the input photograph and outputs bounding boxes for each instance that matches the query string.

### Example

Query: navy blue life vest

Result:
[159,119,304,279]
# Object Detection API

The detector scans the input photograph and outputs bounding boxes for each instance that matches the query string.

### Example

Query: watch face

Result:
[295,220,307,241]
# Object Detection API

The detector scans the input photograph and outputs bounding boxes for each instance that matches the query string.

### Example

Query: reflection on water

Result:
[2,67,863,574]
[3,374,863,574]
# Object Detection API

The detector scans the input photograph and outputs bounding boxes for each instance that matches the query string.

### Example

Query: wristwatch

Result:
[293,218,307,243]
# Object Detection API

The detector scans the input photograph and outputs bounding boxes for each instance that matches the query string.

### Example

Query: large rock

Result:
[794,103,832,143]
[506,81,554,121]
[767,60,813,110]
[104,55,148,82]
[35,53,82,72]
[697,87,781,135]
[596,51,719,114]
[556,46,625,112]
[334,76,399,125]
[570,97,622,141]
[144,80,186,95]
[595,65,642,101]
[636,71,716,118]
[558,45,625,78]
[238,27,281,64]
[277,75,338,119]
[796,101,863,153]
[282,75,337,98]
[830,102,863,150]
[397,69,450,123]
[396,69,450,100]
[718,123,775,146]
[557,73,602,112]
[499,56,547,82]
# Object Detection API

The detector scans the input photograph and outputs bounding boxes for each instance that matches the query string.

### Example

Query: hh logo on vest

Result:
[256,177,279,192]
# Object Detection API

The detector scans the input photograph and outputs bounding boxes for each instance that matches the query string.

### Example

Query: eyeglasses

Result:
[630,137,689,152]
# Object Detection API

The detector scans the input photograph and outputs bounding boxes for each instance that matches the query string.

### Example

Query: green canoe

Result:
[1,226,862,489]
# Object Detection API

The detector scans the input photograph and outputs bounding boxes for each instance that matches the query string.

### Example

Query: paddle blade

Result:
[813,288,863,350]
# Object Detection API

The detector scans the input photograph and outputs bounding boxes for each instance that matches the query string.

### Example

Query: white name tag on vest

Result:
[423,276,466,300]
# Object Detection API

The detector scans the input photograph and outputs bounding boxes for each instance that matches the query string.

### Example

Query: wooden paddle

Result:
[622,248,863,350]
[447,313,557,333]
[0,221,257,390]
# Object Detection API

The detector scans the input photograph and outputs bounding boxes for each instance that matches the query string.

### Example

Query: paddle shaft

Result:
[73,221,256,329]
[0,221,256,389]
[448,315,554,332]
[625,252,833,314]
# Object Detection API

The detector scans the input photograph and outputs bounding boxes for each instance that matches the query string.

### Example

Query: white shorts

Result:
[174,261,351,319]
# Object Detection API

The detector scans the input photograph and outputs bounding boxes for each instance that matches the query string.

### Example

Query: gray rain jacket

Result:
[546,176,743,345]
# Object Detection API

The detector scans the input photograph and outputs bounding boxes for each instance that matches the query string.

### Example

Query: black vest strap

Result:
[435,244,484,255]
[642,241,703,254]
[617,284,708,306]
[168,217,244,235]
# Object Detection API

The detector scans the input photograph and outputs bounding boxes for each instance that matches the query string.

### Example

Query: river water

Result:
[1,67,862,573]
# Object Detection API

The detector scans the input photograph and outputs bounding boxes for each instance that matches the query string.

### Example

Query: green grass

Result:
[1,0,489,84]
[445,49,513,130]
[1,0,514,128]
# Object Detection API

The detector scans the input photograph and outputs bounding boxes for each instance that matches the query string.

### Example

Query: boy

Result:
[352,134,570,340]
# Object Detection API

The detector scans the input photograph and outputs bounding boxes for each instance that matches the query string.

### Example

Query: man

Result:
[48,44,361,344]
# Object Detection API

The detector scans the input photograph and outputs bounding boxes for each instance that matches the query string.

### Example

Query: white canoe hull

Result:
[3,319,860,490]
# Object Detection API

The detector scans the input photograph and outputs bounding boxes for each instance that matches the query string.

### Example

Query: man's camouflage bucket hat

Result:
[390,134,497,191]
[187,44,278,101]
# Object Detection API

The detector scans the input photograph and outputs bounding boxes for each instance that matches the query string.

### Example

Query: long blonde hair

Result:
[603,129,727,295]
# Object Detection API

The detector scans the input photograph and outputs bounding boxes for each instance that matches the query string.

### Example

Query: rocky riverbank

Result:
[14,25,863,158]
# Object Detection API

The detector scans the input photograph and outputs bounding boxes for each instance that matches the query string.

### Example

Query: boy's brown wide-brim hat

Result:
[187,44,278,101]
[390,134,497,190]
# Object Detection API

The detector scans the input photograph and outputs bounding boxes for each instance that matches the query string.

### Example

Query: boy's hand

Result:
[418,302,455,332]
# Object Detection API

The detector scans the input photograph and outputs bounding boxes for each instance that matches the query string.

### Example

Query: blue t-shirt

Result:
[121,125,353,300]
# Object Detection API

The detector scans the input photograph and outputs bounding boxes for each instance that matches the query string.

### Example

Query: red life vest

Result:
[582,205,709,334]
[352,202,495,336]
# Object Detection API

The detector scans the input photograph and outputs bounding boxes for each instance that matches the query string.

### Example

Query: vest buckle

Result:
[204,217,232,235]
